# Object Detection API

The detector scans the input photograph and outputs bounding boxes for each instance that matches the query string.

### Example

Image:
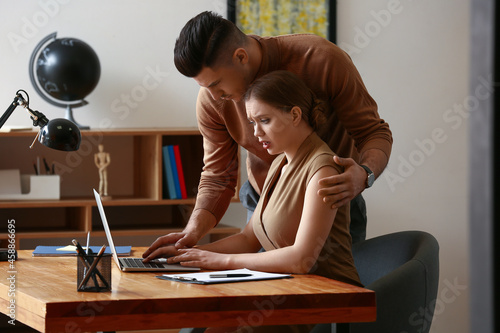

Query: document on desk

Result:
[157,268,292,284]
[32,245,132,257]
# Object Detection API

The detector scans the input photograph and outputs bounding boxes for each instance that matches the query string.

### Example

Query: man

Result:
[143,11,392,261]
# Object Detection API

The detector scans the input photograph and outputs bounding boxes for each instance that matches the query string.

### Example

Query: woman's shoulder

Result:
[309,152,341,174]
[307,137,342,175]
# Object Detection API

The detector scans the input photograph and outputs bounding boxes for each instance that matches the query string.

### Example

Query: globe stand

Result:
[65,105,90,130]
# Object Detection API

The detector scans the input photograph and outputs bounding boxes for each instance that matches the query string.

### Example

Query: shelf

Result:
[0,128,241,249]
[0,224,240,241]
[89,223,240,238]
[0,127,203,138]
[0,197,198,208]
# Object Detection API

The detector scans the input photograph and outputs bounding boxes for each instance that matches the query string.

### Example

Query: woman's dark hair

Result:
[174,11,246,77]
[245,71,326,131]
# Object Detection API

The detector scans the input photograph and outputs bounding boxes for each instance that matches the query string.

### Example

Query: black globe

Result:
[35,38,100,102]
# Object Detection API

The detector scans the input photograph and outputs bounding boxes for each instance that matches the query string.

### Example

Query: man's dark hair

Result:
[174,11,246,77]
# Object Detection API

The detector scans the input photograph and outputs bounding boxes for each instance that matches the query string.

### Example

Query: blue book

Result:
[32,245,132,257]
[167,145,182,199]
[162,145,178,199]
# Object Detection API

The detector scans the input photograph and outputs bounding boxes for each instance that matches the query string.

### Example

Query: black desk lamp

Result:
[0,89,81,151]
[0,90,81,261]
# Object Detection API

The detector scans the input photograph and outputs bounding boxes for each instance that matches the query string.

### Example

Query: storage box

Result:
[0,169,60,200]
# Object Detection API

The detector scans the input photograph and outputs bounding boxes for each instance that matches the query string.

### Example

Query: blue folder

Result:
[32,245,132,257]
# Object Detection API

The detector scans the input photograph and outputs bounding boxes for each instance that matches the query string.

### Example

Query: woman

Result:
[167,70,361,284]
[159,71,361,332]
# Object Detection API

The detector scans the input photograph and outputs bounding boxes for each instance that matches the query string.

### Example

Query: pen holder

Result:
[77,253,112,292]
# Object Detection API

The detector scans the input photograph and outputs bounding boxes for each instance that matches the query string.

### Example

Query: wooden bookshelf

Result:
[0,128,240,249]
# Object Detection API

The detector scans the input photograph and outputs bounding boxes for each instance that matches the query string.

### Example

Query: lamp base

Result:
[0,248,17,261]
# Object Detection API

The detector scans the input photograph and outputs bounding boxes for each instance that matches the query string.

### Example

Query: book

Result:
[156,268,292,285]
[167,145,182,199]
[173,145,188,199]
[32,245,131,257]
[162,146,178,199]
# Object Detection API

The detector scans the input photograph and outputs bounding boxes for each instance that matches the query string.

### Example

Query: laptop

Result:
[93,189,200,272]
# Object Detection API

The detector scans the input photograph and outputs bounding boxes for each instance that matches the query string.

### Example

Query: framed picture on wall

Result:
[227,0,336,43]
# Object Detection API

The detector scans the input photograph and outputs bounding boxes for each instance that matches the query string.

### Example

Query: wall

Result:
[0,1,470,332]
[337,1,471,333]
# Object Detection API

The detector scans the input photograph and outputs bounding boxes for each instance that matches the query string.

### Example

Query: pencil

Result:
[78,245,107,291]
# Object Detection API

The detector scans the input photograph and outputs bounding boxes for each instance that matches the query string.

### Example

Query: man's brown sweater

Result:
[194,34,393,223]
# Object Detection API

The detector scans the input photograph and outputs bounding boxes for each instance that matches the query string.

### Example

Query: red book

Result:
[173,145,188,199]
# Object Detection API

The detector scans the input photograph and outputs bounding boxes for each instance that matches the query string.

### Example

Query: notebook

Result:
[32,245,131,257]
[93,189,200,272]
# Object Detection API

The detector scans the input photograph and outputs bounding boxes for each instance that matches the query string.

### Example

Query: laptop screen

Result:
[93,189,122,269]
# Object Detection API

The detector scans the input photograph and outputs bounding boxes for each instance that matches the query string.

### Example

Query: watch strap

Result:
[360,165,375,188]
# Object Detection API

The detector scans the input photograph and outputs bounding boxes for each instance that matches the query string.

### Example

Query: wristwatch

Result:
[360,165,375,188]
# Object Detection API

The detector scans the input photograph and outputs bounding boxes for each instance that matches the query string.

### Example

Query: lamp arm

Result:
[0,91,49,129]
[0,95,23,129]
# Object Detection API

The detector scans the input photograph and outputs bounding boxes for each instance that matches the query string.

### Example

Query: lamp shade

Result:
[39,118,81,151]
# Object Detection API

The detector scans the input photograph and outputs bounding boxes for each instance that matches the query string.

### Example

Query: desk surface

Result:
[0,248,376,332]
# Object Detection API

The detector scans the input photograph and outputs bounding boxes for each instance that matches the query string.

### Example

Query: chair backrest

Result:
[350,230,440,333]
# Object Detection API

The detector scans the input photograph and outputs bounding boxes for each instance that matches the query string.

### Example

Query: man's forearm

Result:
[359,148,389,180]
[183,208,218,242]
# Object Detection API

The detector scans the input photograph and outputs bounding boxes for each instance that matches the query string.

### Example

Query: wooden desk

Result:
[0,249,376,332]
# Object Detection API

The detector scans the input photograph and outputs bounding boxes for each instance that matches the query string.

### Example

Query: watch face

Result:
[367,173,375,187]
[361,165,375,188]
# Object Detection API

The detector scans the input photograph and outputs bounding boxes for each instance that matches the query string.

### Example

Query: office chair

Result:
[312,230,440,333]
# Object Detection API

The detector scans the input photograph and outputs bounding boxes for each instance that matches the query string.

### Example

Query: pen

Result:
[43,157,51,174]
[73,245,100,288]
[84,232,90,280]
[85,232,90,255]
[72,239,93,263]
[78,245,108,290]
[209,274,253,278]
[73,239,100,288]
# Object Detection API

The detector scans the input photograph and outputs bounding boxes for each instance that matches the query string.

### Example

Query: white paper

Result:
[160,268,291,284]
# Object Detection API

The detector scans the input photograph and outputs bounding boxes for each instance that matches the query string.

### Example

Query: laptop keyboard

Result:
[120,258,165,268]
